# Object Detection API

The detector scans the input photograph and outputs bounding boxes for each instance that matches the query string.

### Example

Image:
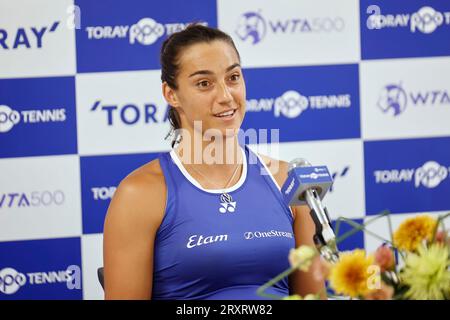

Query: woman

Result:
[103,24,326,300]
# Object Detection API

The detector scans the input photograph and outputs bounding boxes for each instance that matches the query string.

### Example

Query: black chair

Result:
[97,267,105,290]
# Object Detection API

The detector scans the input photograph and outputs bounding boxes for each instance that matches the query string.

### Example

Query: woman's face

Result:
[167,40,246,139]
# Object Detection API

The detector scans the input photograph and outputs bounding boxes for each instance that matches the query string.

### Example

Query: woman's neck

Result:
[173,134,244,186]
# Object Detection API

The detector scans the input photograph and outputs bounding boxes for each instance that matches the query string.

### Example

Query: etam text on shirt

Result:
[186,234,228,249]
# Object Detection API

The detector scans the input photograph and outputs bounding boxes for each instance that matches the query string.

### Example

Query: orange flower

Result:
[393,215,437,251]
[329,249,375,298]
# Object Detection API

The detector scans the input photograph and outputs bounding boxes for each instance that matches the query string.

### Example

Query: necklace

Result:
[174,149,244,213]
[187,160,242,199]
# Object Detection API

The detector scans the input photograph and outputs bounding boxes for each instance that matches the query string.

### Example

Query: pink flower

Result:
[435,230,448,245]
[374,244,395,272]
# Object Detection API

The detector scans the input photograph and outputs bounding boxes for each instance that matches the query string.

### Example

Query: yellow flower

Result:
[329,249,375,298]
[282,293,320,300]
[393,215,437,252]
[288,245,317,272]
[282,294,302,300]
[401,243,450,300]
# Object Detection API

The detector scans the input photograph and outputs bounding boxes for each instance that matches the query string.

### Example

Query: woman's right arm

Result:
[103,168,166,299]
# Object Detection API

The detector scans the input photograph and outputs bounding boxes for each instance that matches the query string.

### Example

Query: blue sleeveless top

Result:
[152,144,295,300]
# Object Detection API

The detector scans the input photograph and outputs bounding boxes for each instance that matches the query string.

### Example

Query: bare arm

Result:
[103,166,165,299]
[259,154,327,298]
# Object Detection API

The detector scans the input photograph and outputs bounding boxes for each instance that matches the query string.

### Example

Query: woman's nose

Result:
[217,82,233,104]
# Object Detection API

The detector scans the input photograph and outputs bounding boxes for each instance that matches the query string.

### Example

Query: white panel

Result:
[0,155,82,241]
[218,0,360,67]
[360,56,450,140]
[0,0,76,78]
[249,139,365,220]
[76,70,172,156]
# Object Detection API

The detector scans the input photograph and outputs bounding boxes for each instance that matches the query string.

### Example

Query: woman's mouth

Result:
[213,109,236,119]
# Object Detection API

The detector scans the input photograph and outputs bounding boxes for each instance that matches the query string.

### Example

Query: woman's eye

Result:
[229,74,240,82]
[197,80,210,88]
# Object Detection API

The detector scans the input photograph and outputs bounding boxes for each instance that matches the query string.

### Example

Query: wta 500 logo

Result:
[235,10,345,45]
[85,17,207,46]
[90,100,169,126]
[0,105,66,133]
[367,5,450,34]
[0,190,65,209]
[246,90,351,119]
[377,83,450,116]
[0,266,81,295]
[374,161,450,189]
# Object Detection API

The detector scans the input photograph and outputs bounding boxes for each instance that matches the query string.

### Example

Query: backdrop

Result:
[1,0,449,299]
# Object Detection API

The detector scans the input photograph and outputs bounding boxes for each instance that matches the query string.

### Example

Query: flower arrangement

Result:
[257,211,450,300]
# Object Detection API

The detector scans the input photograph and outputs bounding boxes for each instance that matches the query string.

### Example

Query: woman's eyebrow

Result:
[188,63,241,78]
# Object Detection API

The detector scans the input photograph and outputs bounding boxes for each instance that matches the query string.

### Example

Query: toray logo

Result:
[0,105,66,133]
[367,6,450,34]
[0,21,59,50]
[374,161,450,189]
[235,10,345,45]
[85,18,207,46]
[246,90,351,119]
[0,266,81,295]
[91,186,116,200]
[90,100,169,126]
[0,191,65,209]
[377,83,450,116]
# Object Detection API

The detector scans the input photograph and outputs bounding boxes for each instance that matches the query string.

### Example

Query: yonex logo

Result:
[219,193,237,213]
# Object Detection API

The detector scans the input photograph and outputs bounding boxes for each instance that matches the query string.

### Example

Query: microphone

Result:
[282,158,339,263]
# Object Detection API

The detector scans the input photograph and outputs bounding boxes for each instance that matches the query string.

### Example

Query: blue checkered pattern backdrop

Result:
[1,0,449,299]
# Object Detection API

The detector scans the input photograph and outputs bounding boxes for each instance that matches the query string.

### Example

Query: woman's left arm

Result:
[289,205,327,299]
[258,153,327,299]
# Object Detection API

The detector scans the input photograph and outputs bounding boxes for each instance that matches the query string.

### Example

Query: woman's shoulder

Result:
[119,157,165,196]
[105,158,166,230]
[256,152,289,188]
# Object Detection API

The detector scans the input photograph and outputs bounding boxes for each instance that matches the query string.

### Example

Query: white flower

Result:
[288,245,317,272]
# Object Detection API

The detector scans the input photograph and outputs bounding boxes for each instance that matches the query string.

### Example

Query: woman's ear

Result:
[162,82,180,108]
